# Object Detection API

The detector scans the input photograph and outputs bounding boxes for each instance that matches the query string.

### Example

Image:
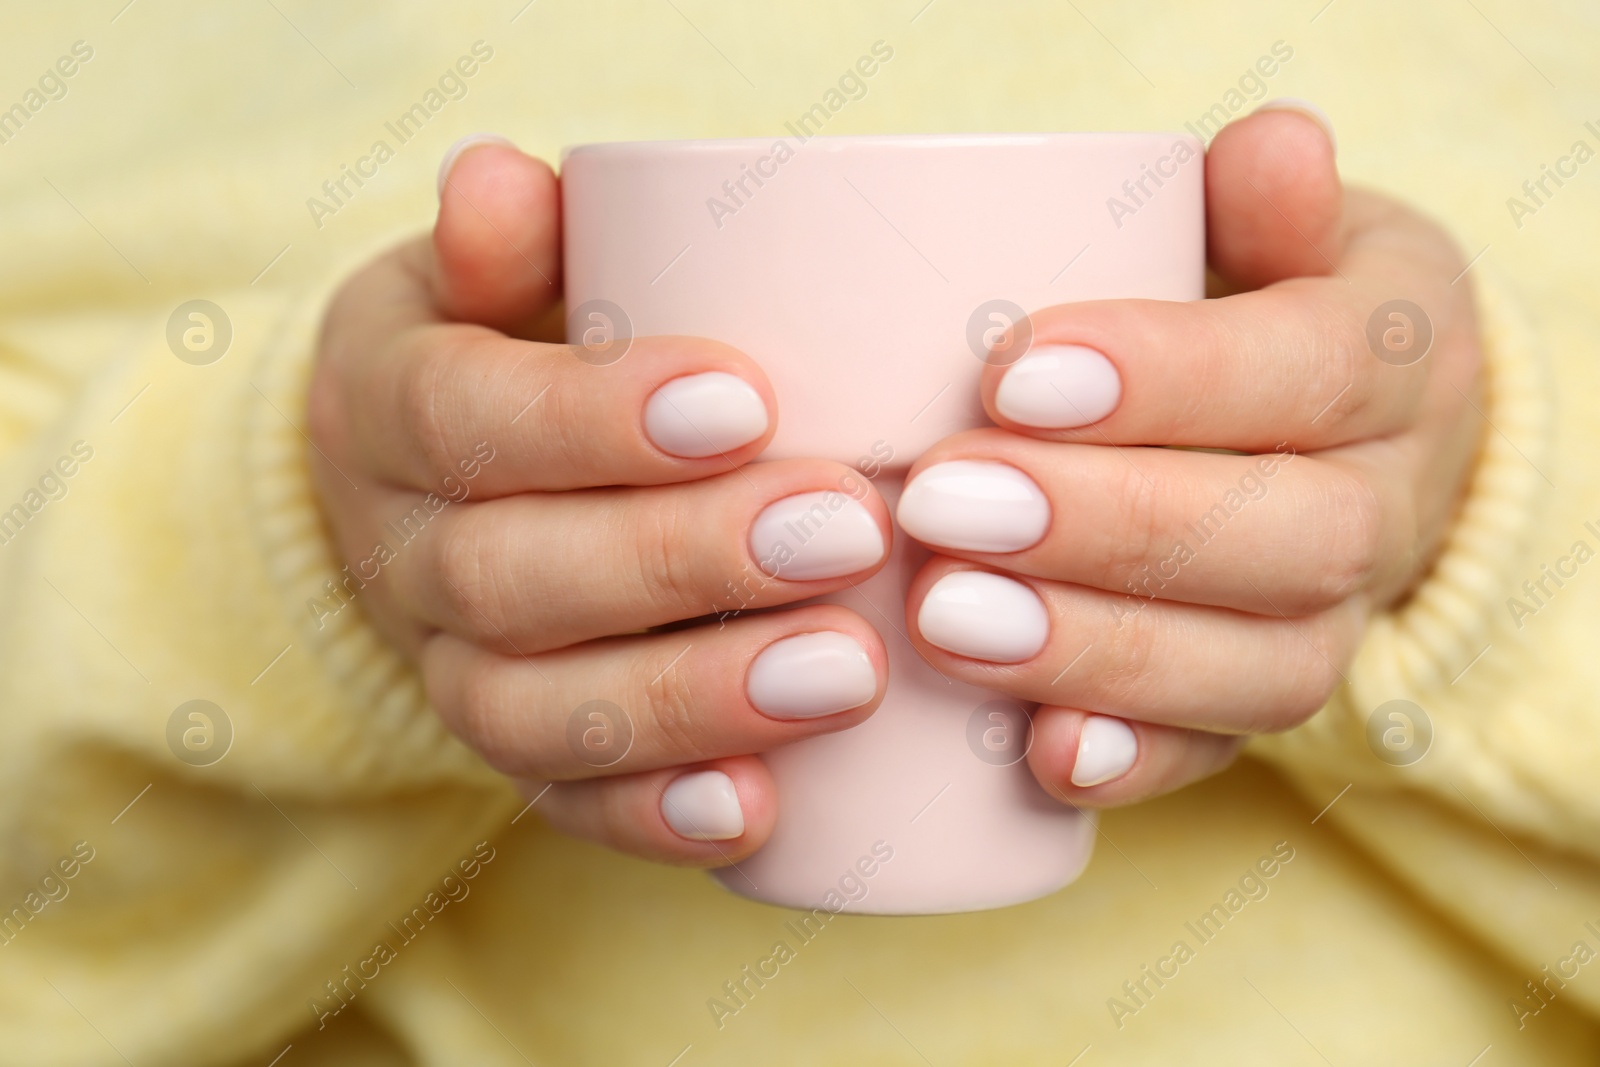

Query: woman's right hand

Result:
[306,136,892,866]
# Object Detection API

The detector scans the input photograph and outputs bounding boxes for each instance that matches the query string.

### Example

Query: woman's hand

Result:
[896,105,1485,806]
[307,138,894,866]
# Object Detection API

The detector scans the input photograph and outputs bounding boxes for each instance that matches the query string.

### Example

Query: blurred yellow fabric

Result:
[2,2,1598,1064]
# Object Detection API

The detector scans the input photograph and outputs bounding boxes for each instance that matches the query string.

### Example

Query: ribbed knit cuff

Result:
[242,274,502,792]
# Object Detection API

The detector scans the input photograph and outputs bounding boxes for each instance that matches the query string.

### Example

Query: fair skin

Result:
[308,107,1482,867]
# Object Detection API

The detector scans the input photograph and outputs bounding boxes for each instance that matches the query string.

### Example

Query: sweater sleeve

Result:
[1249,269,1600,1018]
[0,274,517,1066]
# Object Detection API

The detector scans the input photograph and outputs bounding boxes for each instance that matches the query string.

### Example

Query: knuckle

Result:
[1309,471,1384,606]
[630,500,710,616]
[533,384,592,479]
[443,658,515,766]
[1100,461,1169,589]
[1173,308,1236,435]
[1096,604,1161,708]
[1293,659,1345,729]
[431,510,508,640]
[398,341,456,480]
[451,663,570,780]
[638,656,711,759]
[1261,632,1346,733]
[1311,301,1376,430]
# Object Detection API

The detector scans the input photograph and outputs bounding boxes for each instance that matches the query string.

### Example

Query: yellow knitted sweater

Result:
[3,2,1598,1063]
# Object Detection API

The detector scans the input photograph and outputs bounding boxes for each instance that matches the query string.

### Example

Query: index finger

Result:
[346,321,780,495]
[979,194,1470,452]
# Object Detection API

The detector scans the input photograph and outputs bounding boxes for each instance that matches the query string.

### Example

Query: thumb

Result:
[431,135,562,334]
[1205,101,1343,290]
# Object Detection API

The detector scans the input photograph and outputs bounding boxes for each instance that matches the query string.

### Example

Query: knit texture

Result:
[2,2,1596,1062]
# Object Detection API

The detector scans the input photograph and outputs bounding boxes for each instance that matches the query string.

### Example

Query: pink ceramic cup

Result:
[562,133,1203,913]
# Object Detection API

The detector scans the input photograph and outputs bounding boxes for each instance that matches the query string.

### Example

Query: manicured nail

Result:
[1253,98,1337,155]
[897,460,1050,553]
[436,132,516,198]
[747,631,878,720]
[750,491,886,581]
[916,570,1049,663]
[644,372,768,458]
[661,770,745,840]
[995,345,1121,429]
[1071,715,1138,787]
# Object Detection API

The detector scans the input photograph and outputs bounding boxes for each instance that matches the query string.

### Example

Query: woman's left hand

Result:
[897,104,1485,805]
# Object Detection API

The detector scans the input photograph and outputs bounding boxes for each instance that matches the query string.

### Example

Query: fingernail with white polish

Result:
[1253,97,1338,155]
[898,460,1050,553]
[750,492,886,581]
[661,770,745,840]
[917,570,1049,663]
[644,372,768,458]
[1071,715,1138,787]
[436,132,516,197]
[995,345,1121,429]
[747,631,878,720]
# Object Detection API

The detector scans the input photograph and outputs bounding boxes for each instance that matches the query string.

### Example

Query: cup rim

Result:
[561,130,1196,163]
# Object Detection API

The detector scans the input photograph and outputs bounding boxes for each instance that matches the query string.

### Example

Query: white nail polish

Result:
[644,372,768,458]
[1071,715,1138,787]
[661,770,745,840]
[994,345,1121,429]
[898,460,1050,553]
[750,492,886,581]
[436,132,515,198]
[747,632,878,720]
[1253,97,1338,155]
[916,570,1049,663]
